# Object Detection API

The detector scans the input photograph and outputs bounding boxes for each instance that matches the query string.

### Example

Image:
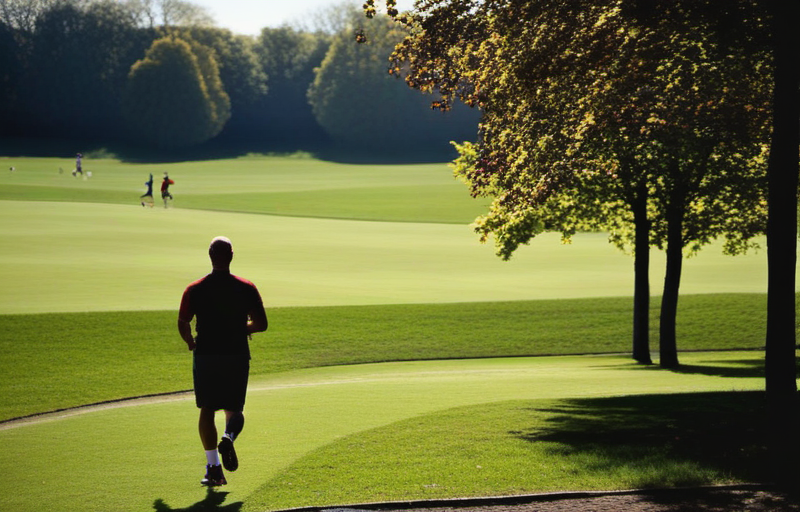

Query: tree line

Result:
[0,0,478,153]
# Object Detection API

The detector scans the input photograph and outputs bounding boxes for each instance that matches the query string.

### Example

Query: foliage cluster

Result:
[386,0,771,257]
[123,35,231,147]
[307,9,479,151]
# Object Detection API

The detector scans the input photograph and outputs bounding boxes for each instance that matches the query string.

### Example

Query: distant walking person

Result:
[161,173,174,207]
[73,153,83,176]
[178,236,268,487]
[140,173,154,207]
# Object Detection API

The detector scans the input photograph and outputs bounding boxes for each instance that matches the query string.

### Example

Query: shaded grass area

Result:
[0,294,775,421]
[248,391,769,511]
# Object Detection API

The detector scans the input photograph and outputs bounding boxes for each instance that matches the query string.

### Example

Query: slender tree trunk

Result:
[659,177,683,369]
[631,180,652,364]
[765,0,800,489]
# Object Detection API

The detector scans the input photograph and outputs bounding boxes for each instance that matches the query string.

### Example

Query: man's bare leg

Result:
[219,410,244,471]
[199,407,218,450]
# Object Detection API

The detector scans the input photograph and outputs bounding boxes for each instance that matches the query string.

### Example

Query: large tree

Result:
[184,26,268,136]
[252,26,330,143]
[373,0,798,484]
[386,0,659,362]
[308,7,478,154]
[122,35,230,147]
[580,4,771,367]
[20,0,151,138]
[385,0,771,366]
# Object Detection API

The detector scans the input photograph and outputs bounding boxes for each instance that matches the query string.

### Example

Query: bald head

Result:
[209,236,233,269]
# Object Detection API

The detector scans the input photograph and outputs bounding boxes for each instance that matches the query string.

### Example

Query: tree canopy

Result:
[122,35,230,147]
[184,26,268,135]
[0,0,482,154]
[251,26,330,141]
[308,7,479,152]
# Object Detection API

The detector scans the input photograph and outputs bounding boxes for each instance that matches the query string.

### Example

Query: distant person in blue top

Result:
[140,173,154,207]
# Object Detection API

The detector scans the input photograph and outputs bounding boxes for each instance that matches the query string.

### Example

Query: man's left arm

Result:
[247,287,268,335]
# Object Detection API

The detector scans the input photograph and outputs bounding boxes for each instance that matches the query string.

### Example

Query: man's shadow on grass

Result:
[153,488,242,512]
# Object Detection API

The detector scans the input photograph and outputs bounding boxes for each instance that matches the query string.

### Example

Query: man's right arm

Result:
[178,318,195,351]
[178,288,196,351]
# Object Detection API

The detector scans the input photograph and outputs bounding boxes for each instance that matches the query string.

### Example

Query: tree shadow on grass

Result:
[655,354,797,379]
[153,488,242,512]
[515,391,771,488]
[667,358,766,378]
[619,355,768,379]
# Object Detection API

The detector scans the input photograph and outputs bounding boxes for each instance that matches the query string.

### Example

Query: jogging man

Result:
[178,236,268,486]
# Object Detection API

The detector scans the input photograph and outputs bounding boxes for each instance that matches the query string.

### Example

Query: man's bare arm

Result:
[247,306,268,335]
[178,318,196,351]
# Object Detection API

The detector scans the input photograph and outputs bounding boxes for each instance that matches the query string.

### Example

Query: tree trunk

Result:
[659,177,683,369]
[764,0,800,489]
[631,180,652,364]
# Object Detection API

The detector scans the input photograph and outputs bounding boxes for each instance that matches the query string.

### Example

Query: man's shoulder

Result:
[184,274,211,291]
[185,272,259,293]
[230,274,258,289]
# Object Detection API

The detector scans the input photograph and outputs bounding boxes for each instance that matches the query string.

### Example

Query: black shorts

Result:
[193,353,250,411]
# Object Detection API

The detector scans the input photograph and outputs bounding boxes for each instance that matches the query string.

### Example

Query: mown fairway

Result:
[0,155,769,313]
[0,154,490,222]
[0,154,784,512]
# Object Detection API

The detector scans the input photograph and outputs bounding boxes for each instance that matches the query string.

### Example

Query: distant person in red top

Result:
[161,172,174,208]
[178,236,268,487]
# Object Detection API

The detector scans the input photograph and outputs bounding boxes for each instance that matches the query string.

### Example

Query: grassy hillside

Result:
[0,154,788,512]
[0,155,777,420]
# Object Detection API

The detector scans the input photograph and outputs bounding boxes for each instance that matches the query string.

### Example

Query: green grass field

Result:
[0,354,769,512]
[0,153,789,512]
[0,154,490,222]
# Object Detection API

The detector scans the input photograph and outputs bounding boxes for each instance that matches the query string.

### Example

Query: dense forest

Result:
[0,0,479,159]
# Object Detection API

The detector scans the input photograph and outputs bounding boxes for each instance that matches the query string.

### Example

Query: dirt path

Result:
[0,390,192,431]
[320,487,799,512]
